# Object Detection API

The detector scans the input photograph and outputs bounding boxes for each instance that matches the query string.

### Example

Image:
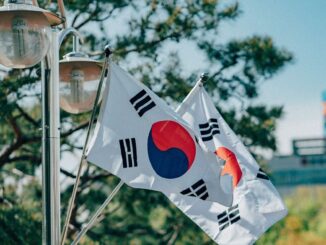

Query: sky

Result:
[218,0,326,155]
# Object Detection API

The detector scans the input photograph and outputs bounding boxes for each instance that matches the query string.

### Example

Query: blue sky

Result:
[219,0,326,154]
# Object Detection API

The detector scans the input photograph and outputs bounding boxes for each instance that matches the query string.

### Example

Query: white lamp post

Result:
[0,1,104,244]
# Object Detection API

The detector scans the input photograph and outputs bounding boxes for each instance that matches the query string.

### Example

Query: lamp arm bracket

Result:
[58,27,84,48]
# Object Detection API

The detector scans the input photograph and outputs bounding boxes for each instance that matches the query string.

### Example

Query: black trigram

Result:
[257,168,269,180]
[119,138,138,168]
[130,89,156,117]
[180,179,209,200]
[199,118,220,141]
[217,204,241,231]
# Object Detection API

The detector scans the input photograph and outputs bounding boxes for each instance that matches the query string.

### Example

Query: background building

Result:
[268,91,326,191]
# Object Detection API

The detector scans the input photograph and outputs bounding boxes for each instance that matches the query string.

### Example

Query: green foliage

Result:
[0,205,41,244]
[0,179,42,244]
[256,186,326,245]
[200,36,292,100]
[0,0,294,244]
[228,105,283,150]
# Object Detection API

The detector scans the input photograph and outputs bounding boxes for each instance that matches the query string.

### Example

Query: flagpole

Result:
[71,180,124,245]
[60,46,112,245]
[175,73,209,113]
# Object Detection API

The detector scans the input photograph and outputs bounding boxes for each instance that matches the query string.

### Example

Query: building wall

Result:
[268,154,326,186]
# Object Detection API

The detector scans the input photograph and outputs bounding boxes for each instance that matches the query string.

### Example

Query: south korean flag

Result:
[86,63,232,207]
[169,82,288,244]
[176,83,287,214]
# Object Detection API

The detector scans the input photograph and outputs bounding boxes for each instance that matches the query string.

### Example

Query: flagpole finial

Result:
[104,45,112,57]
[200,73,209,83]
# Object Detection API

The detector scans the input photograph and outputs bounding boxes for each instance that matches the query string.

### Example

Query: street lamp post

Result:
[0,1,104,244]
[41,29,61,245]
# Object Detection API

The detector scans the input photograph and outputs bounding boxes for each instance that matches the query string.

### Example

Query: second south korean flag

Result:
[168,81,288,244]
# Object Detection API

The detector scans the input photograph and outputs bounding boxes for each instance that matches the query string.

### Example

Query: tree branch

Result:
[116,32,182,56]
[71,10,82,27]
[7,155,41,164]
[0,135,40,168]
[61,121,89,138]
[15,105,40,128]
[74,1,100,30]
[6,116,22,141]
[60,168,76,179]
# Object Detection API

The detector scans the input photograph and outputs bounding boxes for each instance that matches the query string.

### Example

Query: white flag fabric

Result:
[87,63,233,206]
[168,82,287,244]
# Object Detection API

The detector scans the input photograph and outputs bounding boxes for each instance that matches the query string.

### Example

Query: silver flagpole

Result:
[71,180,124,245]
[61,46,112,245]
[175,73,208,113]
[68,73,210,243]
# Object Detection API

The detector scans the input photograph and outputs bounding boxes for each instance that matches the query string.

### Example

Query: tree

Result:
[0,0,292,244]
